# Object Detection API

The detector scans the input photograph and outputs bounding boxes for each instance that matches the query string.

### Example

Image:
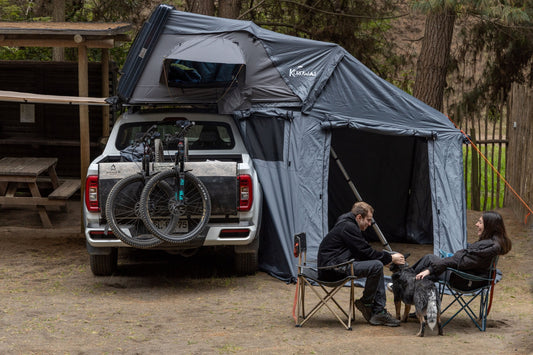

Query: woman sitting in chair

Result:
[412,211,512,284]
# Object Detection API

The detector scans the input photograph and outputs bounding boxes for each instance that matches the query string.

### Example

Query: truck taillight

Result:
[237,174,253,211]
[85,175,100,212]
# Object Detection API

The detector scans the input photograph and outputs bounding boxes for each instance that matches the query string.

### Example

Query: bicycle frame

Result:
[140,124,160,177]
[138,119,211,244]
[172,120,194,211]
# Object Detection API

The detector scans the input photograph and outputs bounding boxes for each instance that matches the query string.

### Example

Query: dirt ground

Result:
[0,201,531,354]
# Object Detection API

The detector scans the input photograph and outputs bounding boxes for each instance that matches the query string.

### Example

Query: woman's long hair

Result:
[480,211,512,255]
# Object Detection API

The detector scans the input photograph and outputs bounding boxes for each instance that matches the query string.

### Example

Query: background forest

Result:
[1,0,533,210]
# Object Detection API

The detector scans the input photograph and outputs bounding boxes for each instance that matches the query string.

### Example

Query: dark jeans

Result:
[352,260,387,314]
[411,254,445,282]
[318,258,386,313]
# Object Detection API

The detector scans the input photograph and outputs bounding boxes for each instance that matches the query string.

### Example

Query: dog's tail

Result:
[427,289,438,331]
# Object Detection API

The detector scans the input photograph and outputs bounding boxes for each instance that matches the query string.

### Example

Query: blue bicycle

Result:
[139,120,211,244]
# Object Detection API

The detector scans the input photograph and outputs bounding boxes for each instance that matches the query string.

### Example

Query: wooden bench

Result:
[48,179,81,200]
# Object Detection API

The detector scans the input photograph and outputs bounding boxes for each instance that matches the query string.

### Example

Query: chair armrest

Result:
[316,259,355,270]
[446,267,493,282]
[299,259,354,270]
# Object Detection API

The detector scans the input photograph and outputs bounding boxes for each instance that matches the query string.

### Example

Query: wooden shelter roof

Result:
[0,21,133,185]
[0,22,132,47]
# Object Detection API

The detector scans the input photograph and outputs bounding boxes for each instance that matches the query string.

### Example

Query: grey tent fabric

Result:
[116,5,468,281]
[165,37,245,64]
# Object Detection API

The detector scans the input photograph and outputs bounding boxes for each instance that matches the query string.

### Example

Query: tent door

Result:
[327,128,433,244]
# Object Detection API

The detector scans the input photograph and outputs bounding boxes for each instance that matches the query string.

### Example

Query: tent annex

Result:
[116,4,467,281]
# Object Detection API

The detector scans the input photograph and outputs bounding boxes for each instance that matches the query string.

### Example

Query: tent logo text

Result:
[289,65,317,78]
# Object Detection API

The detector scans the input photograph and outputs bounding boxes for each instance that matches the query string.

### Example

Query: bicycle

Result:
[105,124,168,248]
[139,120,211,244]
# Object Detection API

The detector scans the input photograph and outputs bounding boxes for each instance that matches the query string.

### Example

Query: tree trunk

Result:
[413,8,455,112]
[219,0,241,18]
[52,0,65,61]
[186,0,215,16]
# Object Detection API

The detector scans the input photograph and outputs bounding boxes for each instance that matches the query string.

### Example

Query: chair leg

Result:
[300,278,306,318]
[303,283,349,328]
[441,288,489,331]
[348,280,355,330]
[478,289,490,331]
[318,283,351,320]
[295,279,300,326]
[295,276,306,326]
[298,279,354,330]
[298,277,306,323]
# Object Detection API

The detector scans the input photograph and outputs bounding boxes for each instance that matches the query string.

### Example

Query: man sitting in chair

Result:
[318,201,405,327]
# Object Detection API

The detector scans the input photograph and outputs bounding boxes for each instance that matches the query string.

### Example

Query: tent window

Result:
[245,116,284,161]
[162,59,242,88]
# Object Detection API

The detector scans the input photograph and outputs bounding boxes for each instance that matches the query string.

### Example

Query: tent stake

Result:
[330,147,393,252]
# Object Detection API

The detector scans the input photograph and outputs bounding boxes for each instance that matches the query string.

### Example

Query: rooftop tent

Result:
[117,6,300,112]
[116,5,467,281]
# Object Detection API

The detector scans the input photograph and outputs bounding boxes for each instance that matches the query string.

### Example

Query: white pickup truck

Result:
[83,110,262,276]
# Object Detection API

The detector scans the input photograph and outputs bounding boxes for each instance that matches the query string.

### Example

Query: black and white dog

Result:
[390,263,443,337]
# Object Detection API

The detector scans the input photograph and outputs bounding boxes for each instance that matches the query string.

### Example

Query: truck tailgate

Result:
[98,161,238,216]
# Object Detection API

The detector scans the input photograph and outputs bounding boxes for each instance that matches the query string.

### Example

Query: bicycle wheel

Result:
[139,169,211,244]
[105,174,164,248]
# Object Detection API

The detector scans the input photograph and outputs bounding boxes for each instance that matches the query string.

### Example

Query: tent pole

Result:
[330,147,393,252]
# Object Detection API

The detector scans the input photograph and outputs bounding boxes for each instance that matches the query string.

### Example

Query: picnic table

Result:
[0,157,80,228]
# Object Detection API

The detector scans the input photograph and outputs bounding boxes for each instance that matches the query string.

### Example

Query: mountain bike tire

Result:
[105,174,164,248]
[139,170,211,244]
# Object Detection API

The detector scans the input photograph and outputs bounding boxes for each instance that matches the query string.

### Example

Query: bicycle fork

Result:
[176,171,185,203]
[172,139,187,215]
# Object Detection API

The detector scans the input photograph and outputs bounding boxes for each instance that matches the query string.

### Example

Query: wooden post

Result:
[506,84,533,225]
[101,48,110,138]
[79,45,89,233]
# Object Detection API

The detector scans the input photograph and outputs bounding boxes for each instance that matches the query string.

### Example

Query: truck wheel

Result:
[234,250,258,275]
[105,174,164,248]
[140,170,211,244]
[90,248,118,276]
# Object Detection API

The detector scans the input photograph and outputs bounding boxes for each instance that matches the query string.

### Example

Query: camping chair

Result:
[438,256,499,331]
[293,232,358,330]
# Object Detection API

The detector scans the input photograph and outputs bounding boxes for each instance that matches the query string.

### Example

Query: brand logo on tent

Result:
[289,65,317,78]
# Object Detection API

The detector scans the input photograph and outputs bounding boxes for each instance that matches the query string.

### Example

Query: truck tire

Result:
[105,174,164,248]
[140,169,211,244]
[234,251,258,275]
[90,248,118,276]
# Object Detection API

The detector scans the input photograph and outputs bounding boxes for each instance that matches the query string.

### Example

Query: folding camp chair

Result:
[293,232,358,330]
[438,256,499,331]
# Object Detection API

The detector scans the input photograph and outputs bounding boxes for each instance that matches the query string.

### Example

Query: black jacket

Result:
[318,212,392,268]
[428,238,501,277]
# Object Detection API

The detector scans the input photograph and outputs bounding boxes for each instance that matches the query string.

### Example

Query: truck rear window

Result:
[116,121,235,151]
